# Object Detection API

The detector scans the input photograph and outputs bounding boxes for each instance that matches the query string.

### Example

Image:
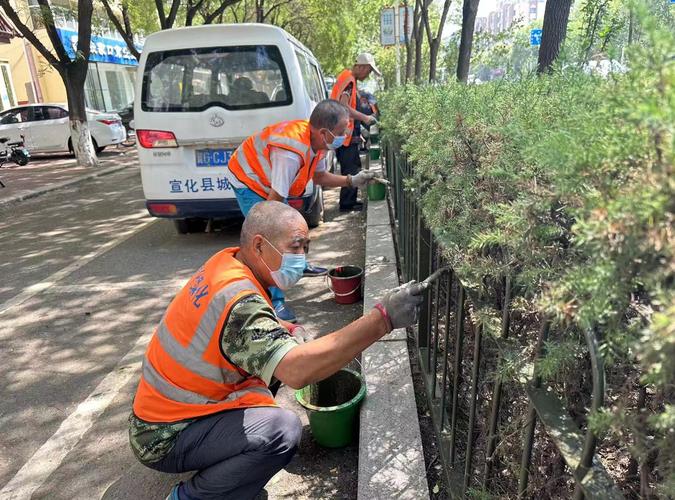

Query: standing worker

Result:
[226,99,377,322]
[128,201,426,500]
[330,53,381,212]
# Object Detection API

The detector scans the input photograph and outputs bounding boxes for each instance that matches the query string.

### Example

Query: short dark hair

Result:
[310,99,349,131]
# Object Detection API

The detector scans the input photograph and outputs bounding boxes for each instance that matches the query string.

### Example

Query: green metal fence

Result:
[383,142,625,499]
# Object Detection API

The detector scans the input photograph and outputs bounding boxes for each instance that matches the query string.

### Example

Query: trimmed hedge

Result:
[381,11,673,495]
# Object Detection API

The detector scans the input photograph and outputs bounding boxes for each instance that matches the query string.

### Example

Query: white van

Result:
[134,24,329,233]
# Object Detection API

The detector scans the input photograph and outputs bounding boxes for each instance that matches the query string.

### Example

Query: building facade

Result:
[475,0,545,35]
[0,0,142,112]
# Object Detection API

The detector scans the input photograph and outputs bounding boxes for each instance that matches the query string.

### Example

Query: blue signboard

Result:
[56,29,141,66]
[530,28,542,46]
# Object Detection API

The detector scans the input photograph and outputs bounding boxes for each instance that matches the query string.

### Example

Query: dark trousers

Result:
[336,141,362,209]
[147,407,302,500]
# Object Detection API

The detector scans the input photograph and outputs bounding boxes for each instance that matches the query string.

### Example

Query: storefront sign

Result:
[56,28,141,66]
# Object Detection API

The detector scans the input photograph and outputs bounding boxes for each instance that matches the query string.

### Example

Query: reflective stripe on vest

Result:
[143,278,258,393]
[331,69,357,146]
[142,359,273,405]
[133,249,279,422]
[154,279,258,385]
[228,120,320,199]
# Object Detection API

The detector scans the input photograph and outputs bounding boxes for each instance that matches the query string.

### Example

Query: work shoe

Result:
[303,262,328,277]
[274,302,297,323]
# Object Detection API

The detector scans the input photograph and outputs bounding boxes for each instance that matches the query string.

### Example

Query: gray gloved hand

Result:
[350,170,377,188]
[288,325,312,344]
[367,115,378,126]
[375,280,427,331]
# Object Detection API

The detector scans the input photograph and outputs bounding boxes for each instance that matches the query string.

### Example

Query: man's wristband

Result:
[373,303,393,332]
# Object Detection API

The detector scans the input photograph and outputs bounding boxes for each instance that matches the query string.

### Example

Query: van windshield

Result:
[141,45,292,112]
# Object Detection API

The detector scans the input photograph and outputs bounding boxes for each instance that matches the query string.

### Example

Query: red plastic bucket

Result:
[327,266,363,304]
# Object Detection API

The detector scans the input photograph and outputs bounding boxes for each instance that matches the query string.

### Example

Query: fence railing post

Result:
[518,319,551,498]
[484,276,512,486]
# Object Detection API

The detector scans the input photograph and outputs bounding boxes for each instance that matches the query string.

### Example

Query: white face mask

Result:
[259,237,306,290]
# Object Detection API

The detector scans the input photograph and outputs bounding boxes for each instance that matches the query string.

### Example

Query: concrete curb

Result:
[357,159,430,500]
[0,162,133,209]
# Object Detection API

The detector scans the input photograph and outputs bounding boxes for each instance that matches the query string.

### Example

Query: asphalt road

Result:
[0,164,365,499]
[0,167,243,499]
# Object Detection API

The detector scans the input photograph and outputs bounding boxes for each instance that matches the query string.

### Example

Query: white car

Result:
[0,104,126,155]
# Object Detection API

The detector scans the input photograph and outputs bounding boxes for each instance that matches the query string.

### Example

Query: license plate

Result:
[195,148,234,167]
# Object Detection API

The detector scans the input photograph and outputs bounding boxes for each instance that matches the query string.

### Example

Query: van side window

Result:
[310,63,327,100]
[295,51,324,103]
[141,45,292,112]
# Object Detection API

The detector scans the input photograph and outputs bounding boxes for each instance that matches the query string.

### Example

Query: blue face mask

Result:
[325,129,346,150]
[261,237,306,290]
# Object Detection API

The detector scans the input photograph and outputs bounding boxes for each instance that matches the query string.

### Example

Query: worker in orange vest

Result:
[226,99,377,323]
[330,52,381,211]
[129,200,426,500]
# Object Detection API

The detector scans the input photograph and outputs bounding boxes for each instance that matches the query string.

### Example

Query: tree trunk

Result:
[64,65,97,168]
[456,0,480,83]
[256,0,264,22]
[537,0,573,74]
[429,42,439,82]
[424,0,451,82]
[404,0,414,83]
[414,20,424,82]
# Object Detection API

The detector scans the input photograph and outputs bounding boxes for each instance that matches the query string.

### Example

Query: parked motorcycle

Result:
[0,136,30,168]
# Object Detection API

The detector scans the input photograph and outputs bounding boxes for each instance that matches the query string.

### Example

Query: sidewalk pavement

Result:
[358,154,430,499]
[260,186,366,499]
[0,145,138,208]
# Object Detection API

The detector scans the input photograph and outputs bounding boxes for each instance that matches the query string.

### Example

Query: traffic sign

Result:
[530,28,542,46]
[381,8,396,45]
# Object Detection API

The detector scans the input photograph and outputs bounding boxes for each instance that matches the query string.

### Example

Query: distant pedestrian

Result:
[330,53,381,211]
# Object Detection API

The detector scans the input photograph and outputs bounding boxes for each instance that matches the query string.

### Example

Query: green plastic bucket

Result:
[295,368,366,448]
[367,182,386,201]
[369,147,381,161]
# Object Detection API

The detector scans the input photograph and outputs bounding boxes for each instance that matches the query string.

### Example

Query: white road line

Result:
[0,329,152,500]
[0,217,158,315]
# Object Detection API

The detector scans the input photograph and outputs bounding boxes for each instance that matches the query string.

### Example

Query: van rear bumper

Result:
[145,199,242,219]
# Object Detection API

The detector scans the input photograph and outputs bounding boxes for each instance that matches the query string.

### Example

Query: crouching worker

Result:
[128,201,426,500]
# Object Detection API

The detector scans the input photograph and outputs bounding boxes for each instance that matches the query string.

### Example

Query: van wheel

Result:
[174,218,208,234]
[306,187,324,228]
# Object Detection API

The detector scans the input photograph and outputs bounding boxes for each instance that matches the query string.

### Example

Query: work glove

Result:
[287,324,312,344]
[350,170,377,188]
[367,115,379,126]
[374,280,427,331]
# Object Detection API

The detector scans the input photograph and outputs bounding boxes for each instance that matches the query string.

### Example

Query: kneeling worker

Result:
[226,99,377,323]
[129,201,426,500]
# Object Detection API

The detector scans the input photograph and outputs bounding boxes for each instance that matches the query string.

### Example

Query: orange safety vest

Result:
[228,120,324,199]
[133,248,278,423]
[330,69,357,146]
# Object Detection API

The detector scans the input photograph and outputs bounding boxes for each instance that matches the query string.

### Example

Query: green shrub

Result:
[381,5,673,494]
